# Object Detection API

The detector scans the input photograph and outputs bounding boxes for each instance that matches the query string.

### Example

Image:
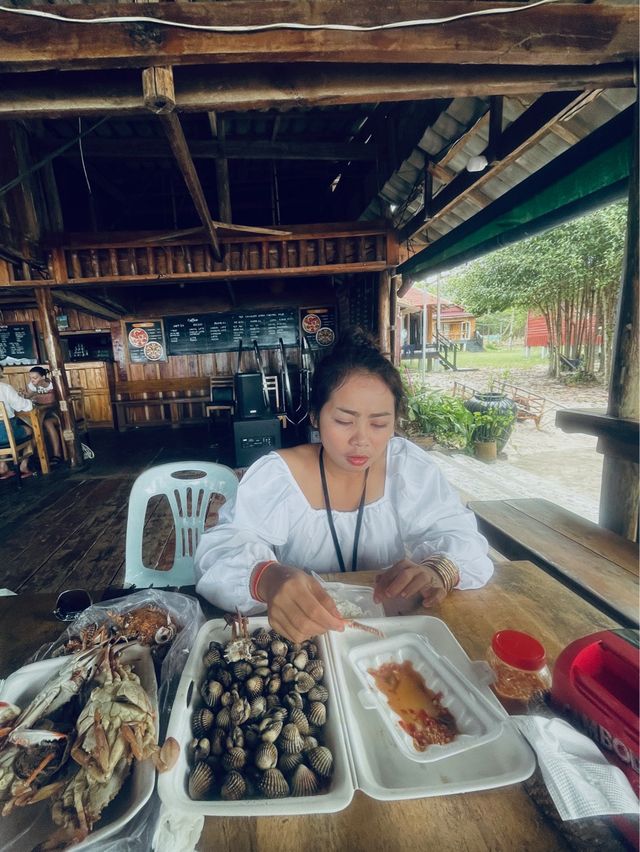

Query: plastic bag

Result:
[19,590,206,852]
[323,580,385,619]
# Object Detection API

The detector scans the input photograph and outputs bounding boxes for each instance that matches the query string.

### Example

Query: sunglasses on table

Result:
[53,588,93,622]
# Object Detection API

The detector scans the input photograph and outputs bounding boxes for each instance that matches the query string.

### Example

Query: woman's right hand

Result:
[256,563,345,643]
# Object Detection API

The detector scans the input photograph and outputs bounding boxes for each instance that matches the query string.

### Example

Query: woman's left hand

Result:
[373,558,447,608]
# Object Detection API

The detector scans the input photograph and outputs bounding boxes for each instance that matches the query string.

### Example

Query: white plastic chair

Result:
[125,461,238,588]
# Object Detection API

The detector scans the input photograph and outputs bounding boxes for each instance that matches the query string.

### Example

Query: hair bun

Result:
[334,326,380,354]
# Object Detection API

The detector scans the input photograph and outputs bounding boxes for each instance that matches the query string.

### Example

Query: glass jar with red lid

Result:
[487,629,552,714]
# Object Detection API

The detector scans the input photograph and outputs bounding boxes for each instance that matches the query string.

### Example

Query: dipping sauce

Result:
[368,660,458,750]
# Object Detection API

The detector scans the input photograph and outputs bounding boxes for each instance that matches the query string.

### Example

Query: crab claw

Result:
[152,737,180,773]
[7,728,67,748]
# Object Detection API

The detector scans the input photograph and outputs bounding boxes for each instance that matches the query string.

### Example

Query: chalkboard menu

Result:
[0,323,37,366]
[165,309,299,356]
[300,306,337,351]
[349,279,377,331]
[125,320,167,364]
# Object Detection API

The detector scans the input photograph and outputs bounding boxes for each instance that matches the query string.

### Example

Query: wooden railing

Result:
[0,223,397,286]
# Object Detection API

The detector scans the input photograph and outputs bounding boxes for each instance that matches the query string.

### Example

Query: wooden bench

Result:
[114,378,211,431]
[468,498,639,627]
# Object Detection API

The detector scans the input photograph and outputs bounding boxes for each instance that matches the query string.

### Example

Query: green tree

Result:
[447,201,628,378]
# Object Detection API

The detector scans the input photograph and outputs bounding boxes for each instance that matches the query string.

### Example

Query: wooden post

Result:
[209,112,233,224]
[599,99,639,540]
[35,287,81,469]
[378,270,391,358]
[390,273,401,365]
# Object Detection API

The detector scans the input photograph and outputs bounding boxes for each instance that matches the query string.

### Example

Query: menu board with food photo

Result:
[301,306,337,351]
[125,320,167,364]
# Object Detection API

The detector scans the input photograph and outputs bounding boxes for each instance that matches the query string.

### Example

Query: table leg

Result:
[31,414,50,474]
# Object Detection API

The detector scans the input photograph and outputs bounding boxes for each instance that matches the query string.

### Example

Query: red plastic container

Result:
[551,628,639,847]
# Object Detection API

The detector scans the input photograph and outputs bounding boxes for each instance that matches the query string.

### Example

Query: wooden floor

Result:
[0,424,235,594]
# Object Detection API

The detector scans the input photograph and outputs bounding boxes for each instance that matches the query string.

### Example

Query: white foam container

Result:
[158,615,535,815]
[0,646,157,851]
[348,632,505,763]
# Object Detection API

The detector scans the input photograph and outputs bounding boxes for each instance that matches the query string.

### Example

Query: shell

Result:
[265,695,282,710]
[202,647,222,667]
[224,637,256,663]
[293,671,315,694]
[305,659,324,682]
[193,737,210,762]
[254,666,271,678]
[220,691,233,707]
[267,675,282,695]
[289,708,310,736]
[192,707,214,738]
[251,649,269,663]
[291,650,308,670]
[226,726,245,750]
[278,751,304,775]
[281,663,297,683]
[302,736,318,751]
[215,707,233,731]
[304,642,319,659]
[209,640,224,653]
[233,661,253,681]
[188,761,215,799]
[283,692,304,712]
[200,679,224,709]
[270,655,287,672]
[249,696,267,720]
[308,702,327,727]
[271,639,288,657]
[212,667,233,689]
[230,696,251,726]
[222,746,247,771]
[258,767,290,799]
[244,675,264,698]
[269,706,288,722]
[252,627,272,649]
[279,723,304,754]
[308,684,329,703]
[220,770,247,801]
[254,742,278,770]
[243,724,261,749]
[210,727,226,756]
[307,746,333,778]
[291,764,319,797]
[259,717,283,743]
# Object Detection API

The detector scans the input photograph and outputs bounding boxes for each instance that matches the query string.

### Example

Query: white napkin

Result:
[514,715,639,821]
[152,806,204,852]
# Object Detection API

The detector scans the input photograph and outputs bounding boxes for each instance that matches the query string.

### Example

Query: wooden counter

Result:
[0,562,625,851]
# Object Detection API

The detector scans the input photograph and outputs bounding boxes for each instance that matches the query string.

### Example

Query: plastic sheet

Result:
[15,589,206,851]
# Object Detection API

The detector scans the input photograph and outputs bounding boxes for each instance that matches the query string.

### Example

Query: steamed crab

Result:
[57,605,178,658]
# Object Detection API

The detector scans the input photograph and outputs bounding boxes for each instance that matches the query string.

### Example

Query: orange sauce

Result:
[368,660,458,750]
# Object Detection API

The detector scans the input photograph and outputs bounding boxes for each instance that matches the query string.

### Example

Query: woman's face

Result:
[29,371,42,385]
[317,371,395,474]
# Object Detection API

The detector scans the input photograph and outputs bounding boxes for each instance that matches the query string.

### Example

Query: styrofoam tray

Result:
[158,615,535,815]
[0,646,158,852]
[348,632,505,763]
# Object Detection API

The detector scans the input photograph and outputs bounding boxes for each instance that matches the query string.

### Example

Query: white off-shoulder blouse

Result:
[195,436,493,613]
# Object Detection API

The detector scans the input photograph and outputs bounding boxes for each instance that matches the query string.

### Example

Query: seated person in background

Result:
[195,328,493,642]
[23,366,63,464]
[0,364,34,478]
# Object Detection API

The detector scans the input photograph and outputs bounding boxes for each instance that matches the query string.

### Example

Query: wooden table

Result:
[0,561,627,851]
[469,498,639,628]
[16,402,61,475]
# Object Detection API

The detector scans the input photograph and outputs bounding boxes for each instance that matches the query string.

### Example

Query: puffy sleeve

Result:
[389,439,493,589]
[195,453,294,614]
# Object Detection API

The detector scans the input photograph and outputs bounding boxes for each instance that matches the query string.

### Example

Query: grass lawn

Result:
[403,346,546,372]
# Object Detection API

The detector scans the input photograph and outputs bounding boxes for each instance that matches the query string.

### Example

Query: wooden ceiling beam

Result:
[55,138,379,161]
[0,63,635,119]
[55,289,124,319]
[0,2,636,71]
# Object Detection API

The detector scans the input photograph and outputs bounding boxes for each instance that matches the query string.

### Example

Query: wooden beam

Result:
[0,2,636,72]
[600,98,639,541]
[208,112,232,223]
[0,63,636,119]
[55,289,125,320]
[35,287,82,469]
[378,270,391,358]
[56,137,379,162]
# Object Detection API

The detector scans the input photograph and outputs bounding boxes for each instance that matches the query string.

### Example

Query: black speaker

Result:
[234,417,282,467]
[234,373,270,419]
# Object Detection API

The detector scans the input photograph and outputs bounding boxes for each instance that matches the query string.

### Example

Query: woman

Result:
[0,364,34,478]
[195,329,493,641]
[23,366,63,464]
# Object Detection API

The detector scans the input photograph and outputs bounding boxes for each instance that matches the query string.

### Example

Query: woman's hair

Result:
[309,327,406,420]
[29,366,49,378]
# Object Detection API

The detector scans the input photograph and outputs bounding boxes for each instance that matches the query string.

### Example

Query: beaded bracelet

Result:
[421,554,460,594]
[250,560,278,603]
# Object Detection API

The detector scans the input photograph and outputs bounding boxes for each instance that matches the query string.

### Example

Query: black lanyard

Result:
[319,447,368,573]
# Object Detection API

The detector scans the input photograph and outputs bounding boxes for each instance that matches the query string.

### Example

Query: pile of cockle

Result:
[0,641,178,851]
[54,605,179,660]
[187,617,333,801]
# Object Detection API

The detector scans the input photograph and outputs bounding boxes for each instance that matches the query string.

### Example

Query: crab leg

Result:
[344,620,385,638]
